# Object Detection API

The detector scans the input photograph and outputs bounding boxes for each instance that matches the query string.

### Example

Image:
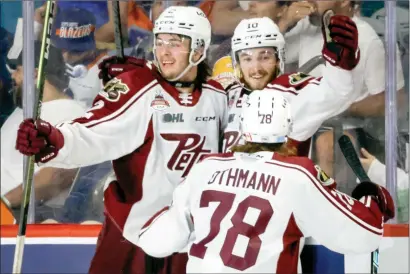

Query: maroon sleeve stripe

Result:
[139,206,170,237]
[266,160,383,235]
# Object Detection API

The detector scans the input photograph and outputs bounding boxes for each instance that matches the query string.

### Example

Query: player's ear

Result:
[192,46,205,63]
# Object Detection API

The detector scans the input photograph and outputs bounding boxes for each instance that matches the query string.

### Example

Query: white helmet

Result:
[153,6,211,81]
[241,90,292,143]
[231,17,286,75]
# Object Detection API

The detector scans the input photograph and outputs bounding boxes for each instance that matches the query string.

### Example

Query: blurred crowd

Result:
[0,0,409,225]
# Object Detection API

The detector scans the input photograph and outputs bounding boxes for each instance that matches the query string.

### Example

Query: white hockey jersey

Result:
[222,64,357,155]
[129,152,385,273]
[42,59,228,229]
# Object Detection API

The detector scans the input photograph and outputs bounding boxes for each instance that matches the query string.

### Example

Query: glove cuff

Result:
[352,181,395,221]
[48,126,65,150]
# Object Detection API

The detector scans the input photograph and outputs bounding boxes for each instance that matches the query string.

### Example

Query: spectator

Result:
[360,148,408,223]
[51,8,108,107]
[0,27,14,127]
[1,42,86,221]
[363,6,410,128]
[56,1,109,29]
[127,1,153,47]
[278,0,406,177]
[208,0,249,36]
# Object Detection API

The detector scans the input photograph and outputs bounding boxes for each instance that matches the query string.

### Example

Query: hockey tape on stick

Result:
[12,2,56,273]
[337,135,379,274]
[338,135,370,182]
[112,0,125,62]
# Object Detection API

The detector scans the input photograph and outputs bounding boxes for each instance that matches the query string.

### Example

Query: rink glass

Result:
[0,0,407,226]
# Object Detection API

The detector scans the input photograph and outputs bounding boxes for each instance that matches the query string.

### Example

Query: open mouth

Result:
[161,60,175,68]
[250,74,265,80]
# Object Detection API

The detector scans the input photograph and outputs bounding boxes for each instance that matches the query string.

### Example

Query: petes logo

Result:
[151,91,170,111]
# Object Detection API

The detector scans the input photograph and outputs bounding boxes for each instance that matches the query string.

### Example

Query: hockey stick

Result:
[337,135,379,274]
[112,0,125,61]
[298,55,325,74]
[12,2,56,273]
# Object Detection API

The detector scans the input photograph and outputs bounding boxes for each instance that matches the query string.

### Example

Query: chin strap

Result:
[168,81,195,88]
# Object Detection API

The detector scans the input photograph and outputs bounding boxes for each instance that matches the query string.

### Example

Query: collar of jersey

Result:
[235,151,274,160]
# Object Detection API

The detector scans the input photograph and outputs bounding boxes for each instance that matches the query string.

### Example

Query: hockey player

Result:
[126,91,395,273]
[15,6,227,274]
[222,14,360,156]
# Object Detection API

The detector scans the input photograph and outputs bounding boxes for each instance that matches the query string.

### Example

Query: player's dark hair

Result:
[231,142,297,157]
[196,59,212,86]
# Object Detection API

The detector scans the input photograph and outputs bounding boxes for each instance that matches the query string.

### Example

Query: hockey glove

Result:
[352,181,395,222]
[15,119,64,163]
[321,10,360,70]
[98,56,146,85]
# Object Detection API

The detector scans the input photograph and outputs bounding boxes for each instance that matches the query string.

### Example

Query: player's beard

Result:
[243,69,277,91]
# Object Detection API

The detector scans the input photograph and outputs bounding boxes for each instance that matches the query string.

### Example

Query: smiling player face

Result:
[154,33,192,81]
[238,47,279,91]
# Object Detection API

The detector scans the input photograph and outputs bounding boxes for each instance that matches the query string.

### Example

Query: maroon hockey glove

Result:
[98,56,146,85]
[321,11,360,70]
[352,181,395,222]
[15,119,64,163]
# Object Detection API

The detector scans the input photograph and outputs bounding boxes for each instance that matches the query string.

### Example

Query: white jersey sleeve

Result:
[42,67,156,169]
[292,160,383,254]
[288,64,357,141]
[133,177,193,257]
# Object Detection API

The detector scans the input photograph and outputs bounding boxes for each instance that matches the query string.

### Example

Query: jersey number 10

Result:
[189,190,273,271]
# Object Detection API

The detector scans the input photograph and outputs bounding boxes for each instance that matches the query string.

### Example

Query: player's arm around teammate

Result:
[124,173,196,258]
[290,158,394,254]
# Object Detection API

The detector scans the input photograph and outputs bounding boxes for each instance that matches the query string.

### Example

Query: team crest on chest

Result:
[151,91,170,111]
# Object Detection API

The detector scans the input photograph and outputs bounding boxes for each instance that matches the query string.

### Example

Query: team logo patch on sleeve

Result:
[288,72,311,85]
[314,165,334,186]
[100,78,130,102]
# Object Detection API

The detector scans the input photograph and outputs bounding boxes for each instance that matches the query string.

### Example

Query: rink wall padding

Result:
[0,224,408,273]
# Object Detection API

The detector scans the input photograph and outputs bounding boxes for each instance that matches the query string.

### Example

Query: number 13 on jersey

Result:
[189,190,273,271]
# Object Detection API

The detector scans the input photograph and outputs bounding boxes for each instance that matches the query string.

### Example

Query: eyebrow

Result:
[239,50,275,57]
[157,37,183,42]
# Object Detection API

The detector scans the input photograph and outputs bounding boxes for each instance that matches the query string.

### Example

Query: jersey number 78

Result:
[189,190,273,271]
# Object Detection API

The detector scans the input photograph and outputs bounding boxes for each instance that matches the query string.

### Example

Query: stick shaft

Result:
[12,2,56,273]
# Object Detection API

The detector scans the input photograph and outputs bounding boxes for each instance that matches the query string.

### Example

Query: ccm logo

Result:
[196,116,216,122]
